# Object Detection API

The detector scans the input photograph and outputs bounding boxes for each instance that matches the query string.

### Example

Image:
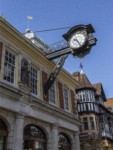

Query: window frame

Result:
[89,117,95,130]
[49,82,56,105]
[58,132,71,149]
[83,117,89,130]
[63,88,69,111]
[3,48,17,85]
[30,65,39,96]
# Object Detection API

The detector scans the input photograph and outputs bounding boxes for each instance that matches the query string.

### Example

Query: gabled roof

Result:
[93,83,102,95]
[72,71,94,91]
[93,83,106,100]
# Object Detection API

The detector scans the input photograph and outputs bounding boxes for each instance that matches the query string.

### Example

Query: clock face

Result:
[69,32,86,49]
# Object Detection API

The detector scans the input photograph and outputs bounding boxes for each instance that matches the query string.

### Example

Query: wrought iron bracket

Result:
[46,47,71,60]
[44,54,68,95]
[44,24,97,95]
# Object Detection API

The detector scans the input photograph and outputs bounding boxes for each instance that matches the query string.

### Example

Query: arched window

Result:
[0,119,8,150]
[24,124,46,150]
[58,133,71,150]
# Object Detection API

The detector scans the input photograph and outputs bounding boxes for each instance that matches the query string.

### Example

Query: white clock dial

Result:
[69,32,86,49]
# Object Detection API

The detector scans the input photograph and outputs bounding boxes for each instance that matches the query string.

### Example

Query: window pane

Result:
[86,91,89,101]
[64,89,69,110]
[4,50,16,84]
[83,94,85,102]
[58,133,71,149]
[83,103,86,111]
[91,103,94,111]
[90,117,95,130]
[30,67,38,95]
[81,104,83,111]
[49,83,55,104]
[83,117,88,130]
[78,104,80,112]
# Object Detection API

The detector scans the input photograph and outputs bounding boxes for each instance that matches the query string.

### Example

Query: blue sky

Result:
[1,0,113,98]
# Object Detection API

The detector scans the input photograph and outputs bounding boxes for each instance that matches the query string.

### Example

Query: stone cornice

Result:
[0,81,22,100]
[0,81,81,126]
[30,95,81,126]
[0,81,81,129]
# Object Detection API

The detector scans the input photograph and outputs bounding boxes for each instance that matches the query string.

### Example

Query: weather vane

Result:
[27,16,33,29]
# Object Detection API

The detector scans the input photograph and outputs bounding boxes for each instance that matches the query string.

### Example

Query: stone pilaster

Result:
[47,136,52,150]
[50,123,59,150]
[18,82,31,102]
[13,113,24,150]
[7,123,14,150]
[72,132,81,150]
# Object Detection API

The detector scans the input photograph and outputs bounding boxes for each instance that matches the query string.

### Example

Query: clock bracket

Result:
[44,24,97,95]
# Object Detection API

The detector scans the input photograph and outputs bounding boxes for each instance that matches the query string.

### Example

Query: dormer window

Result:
[77,90,95,102]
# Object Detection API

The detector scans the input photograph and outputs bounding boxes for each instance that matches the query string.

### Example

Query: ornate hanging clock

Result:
[63,24,97,58]
[44,24,97,95]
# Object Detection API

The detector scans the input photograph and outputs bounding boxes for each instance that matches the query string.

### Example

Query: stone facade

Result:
[0,17,81,150]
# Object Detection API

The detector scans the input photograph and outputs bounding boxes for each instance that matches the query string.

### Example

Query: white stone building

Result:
[0,17,81,150]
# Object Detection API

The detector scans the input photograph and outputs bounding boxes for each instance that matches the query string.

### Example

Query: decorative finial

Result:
[79,58,84,74]
[27,16,33,30]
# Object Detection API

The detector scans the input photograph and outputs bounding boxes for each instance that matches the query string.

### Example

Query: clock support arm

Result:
[46,47,71,60]
[44,54,68,95]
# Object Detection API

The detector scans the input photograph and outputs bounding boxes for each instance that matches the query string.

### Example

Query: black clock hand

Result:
[73,38,81,46]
